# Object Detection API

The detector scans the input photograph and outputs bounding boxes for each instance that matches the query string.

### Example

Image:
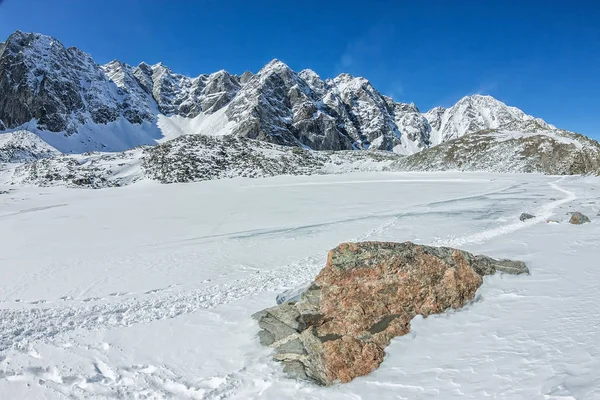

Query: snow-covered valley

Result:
[1,172,599,399]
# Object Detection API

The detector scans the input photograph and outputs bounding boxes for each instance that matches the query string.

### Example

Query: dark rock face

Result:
[225,60,348,149]
[225,60,432,152]
[143,65,241,117]
[520,213,536,221]
[0,31,243,135]
[253,241,528,386]
[568,211,590,224]
[0,31,121,132]
[239,70,254,85]
[0,31,160,133]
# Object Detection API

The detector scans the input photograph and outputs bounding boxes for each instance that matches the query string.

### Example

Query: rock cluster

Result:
[253,241,529,385]
[394,128,600,175]
[12,134,398,188]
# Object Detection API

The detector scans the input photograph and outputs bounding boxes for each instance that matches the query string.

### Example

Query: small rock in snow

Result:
[520,213,536,221]
[568,211,590,225]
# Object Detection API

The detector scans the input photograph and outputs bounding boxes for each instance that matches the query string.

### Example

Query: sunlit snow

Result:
[0,172,598,399]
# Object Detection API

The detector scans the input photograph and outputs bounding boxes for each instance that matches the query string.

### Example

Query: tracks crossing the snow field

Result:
[0,178,578,399]
[434,179,576,247]
[0,179,575,353]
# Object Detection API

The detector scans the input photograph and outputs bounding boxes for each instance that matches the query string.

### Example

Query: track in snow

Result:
[0,207,403,353]
[0,178,580,400]
[0,179,575,354]
[434,179,576,247]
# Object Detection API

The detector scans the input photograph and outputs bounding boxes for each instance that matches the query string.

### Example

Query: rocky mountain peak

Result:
[0,30,582,165]
[102,60,131,87]
[151,61,169,72]
[0,30,126,133]
[3,30,51,51]
[239,70,254,84]
[458,93,498,104]
[424,94,556,145]
[298,68,320,80]
[259,58,292,74]
[298,69,326,95]
[330,73,372,91]
[386,99,420,114]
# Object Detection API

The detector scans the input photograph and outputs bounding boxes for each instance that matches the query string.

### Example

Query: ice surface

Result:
[0,172,598,399]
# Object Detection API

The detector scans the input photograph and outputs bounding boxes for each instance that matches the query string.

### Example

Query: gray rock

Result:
[275,338,306,355]
[282,361,309,381]
[568,211,590,225]
[520,213,536,221]
[239,70,254,84]
[276,283,310,305]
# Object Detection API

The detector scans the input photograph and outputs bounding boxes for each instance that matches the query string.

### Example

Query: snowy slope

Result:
[424,94,555,145]
[395,128,600,174]
[0,172,598,399]
[6,134,399,188]
[6,126,600,189]
[0,130,60,163]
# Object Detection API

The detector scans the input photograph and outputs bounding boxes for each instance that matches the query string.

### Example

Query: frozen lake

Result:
[0,172,598,399]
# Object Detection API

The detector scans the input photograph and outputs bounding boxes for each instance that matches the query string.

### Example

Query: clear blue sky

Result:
[0,0,598,138]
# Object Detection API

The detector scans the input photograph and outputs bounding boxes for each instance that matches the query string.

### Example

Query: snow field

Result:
[0,172,598,399]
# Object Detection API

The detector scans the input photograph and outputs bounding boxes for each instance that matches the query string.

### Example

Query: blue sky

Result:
[0,0,598,138]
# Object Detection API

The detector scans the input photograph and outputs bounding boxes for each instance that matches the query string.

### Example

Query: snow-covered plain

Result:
[0,172,599,399]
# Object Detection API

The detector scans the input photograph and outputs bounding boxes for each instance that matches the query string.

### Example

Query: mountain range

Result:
[0,30,599,186]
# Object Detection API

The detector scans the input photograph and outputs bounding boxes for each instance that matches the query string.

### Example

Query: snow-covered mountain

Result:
[1,30,598,180]
[0,31,432,154]
[424,95,555,146]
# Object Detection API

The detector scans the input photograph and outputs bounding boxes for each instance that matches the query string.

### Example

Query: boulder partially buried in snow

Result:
[253,241,529,385]
[520,213,536,221]
[568,211,590,225]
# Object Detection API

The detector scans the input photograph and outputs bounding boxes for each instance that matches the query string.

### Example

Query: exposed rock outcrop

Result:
[0,130,60,163]
[253,241,528,385]
[568,211,590,225]
[394,129,600,174]
[11,133,399,187]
